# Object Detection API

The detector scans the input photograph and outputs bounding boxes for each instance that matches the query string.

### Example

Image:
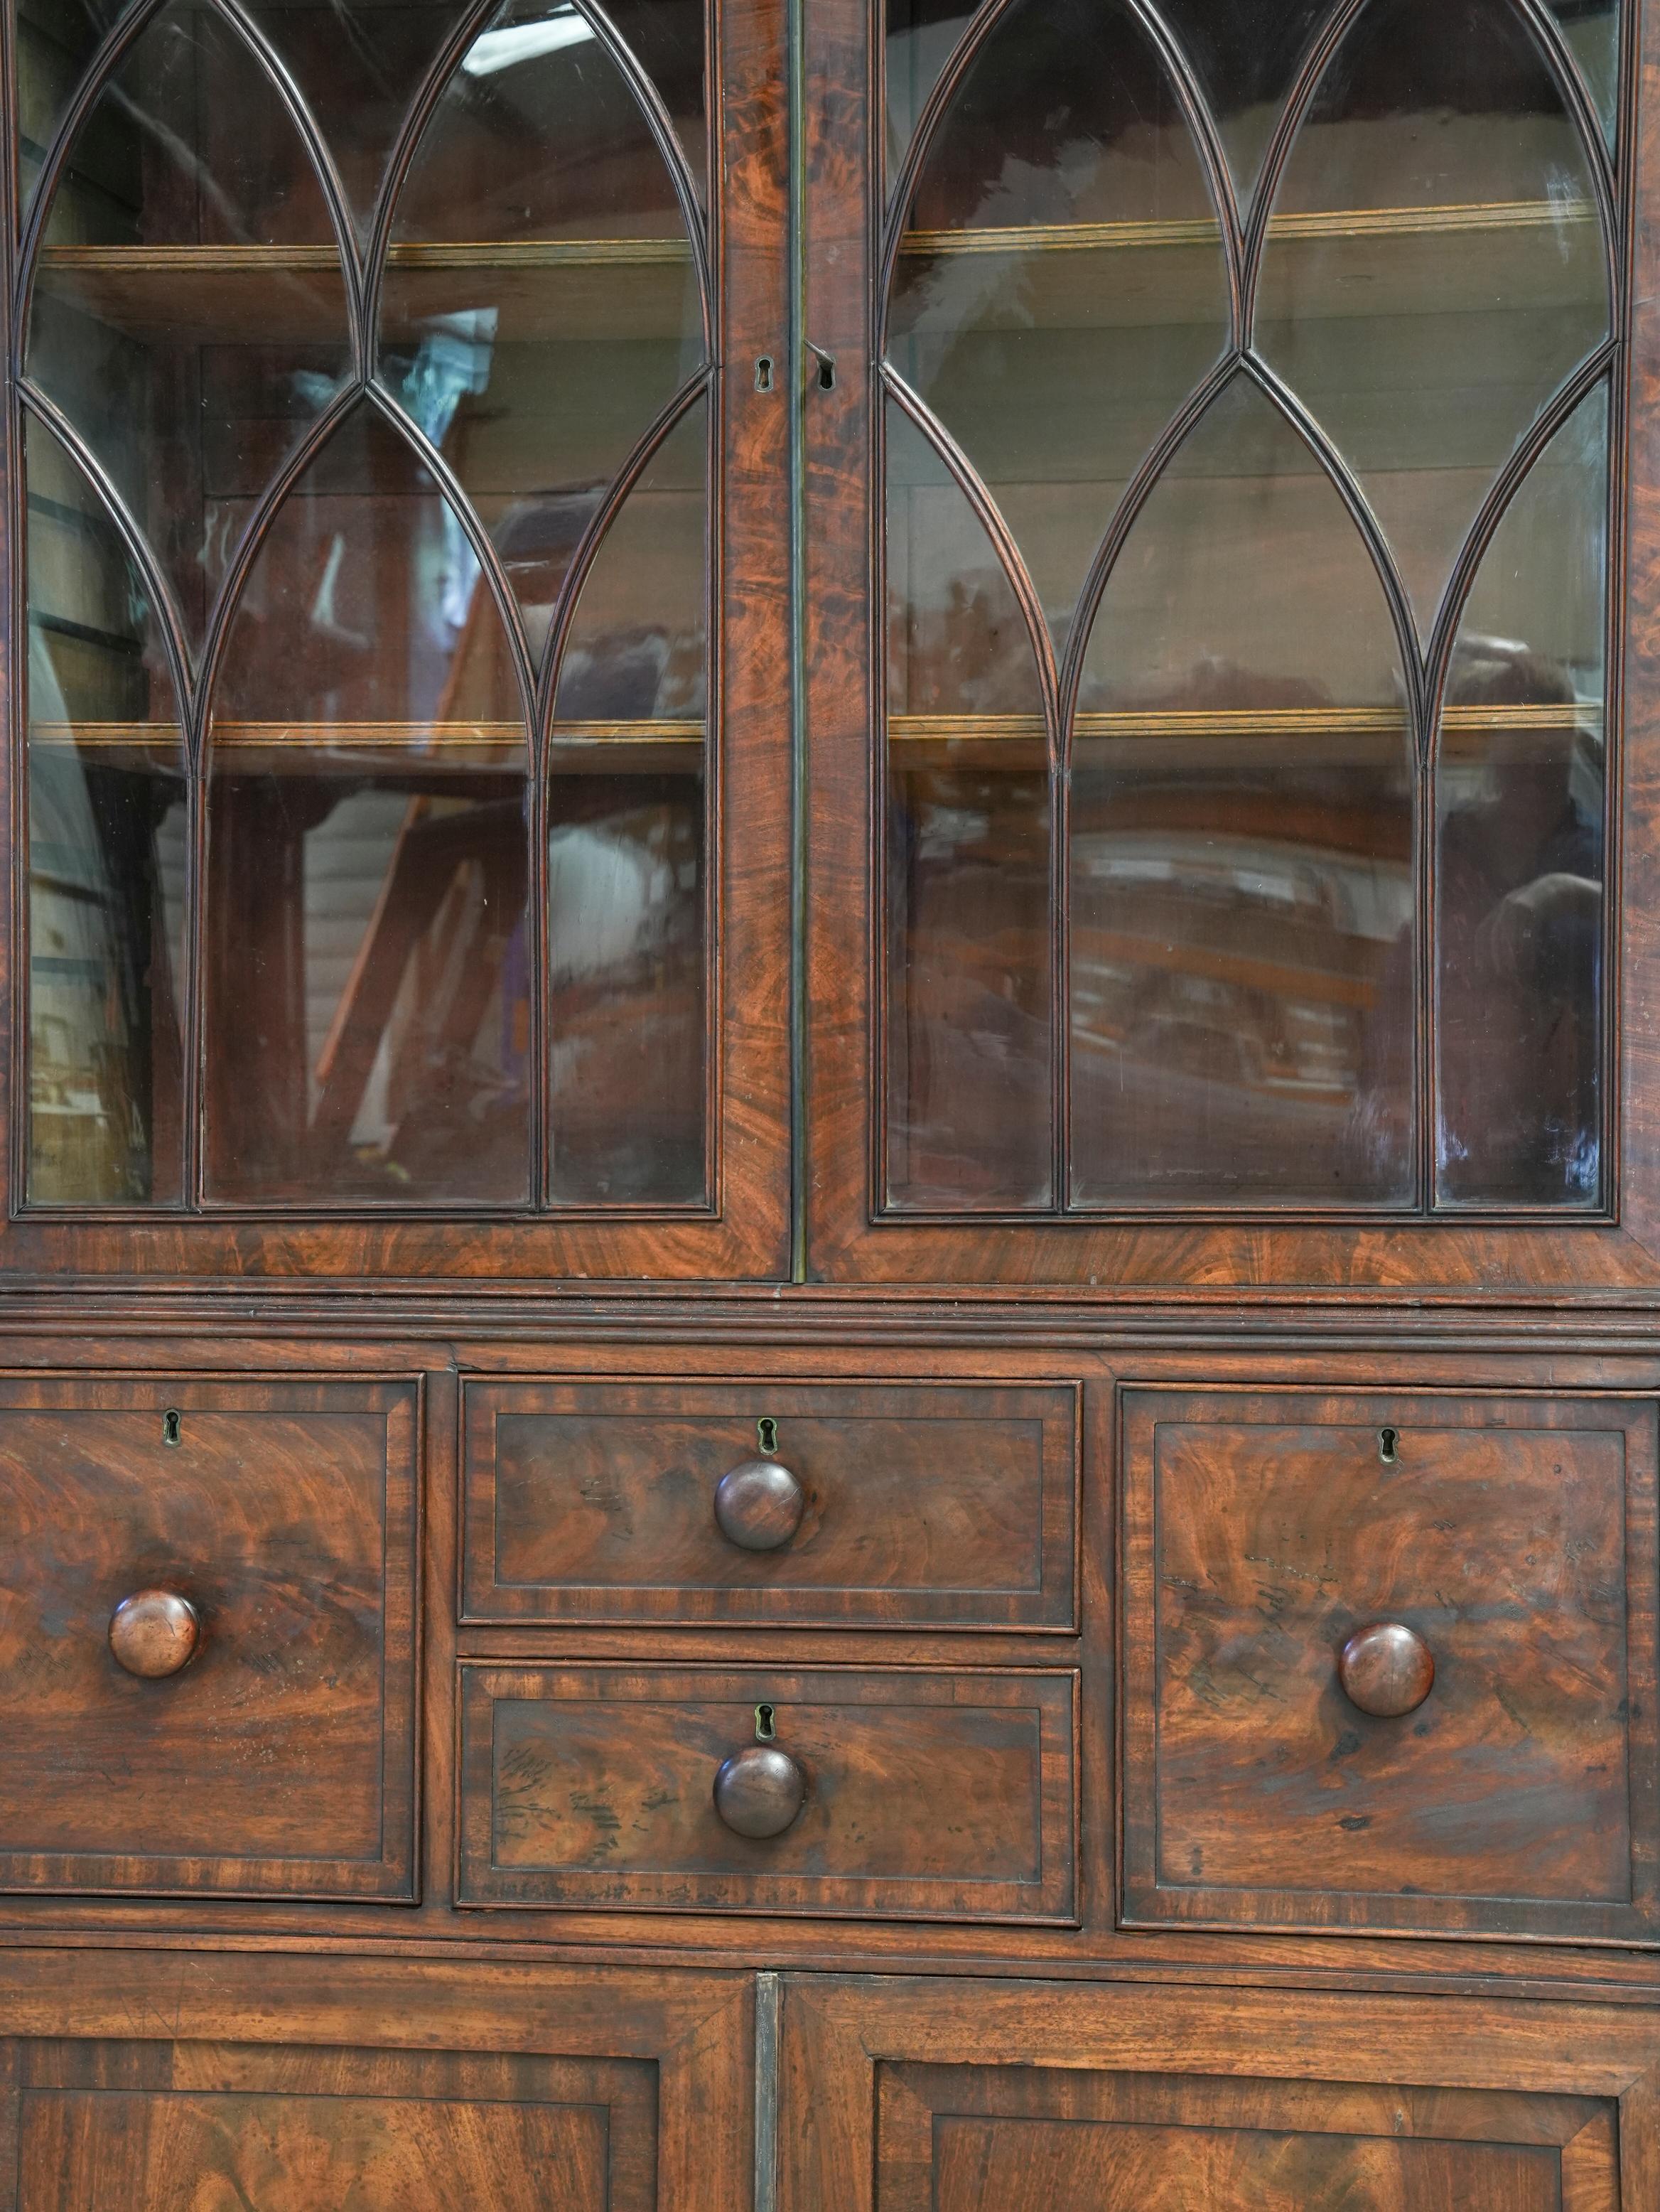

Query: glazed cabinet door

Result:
[4,0,789,1281]
[0,1953,753,2212]
[802,0,1660,1294]
[781,1977,1657,2211]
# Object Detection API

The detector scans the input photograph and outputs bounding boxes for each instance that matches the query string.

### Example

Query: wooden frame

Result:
[0,1949,754,2212]
[0,0,792,1282]
[801,0,1660,1294]
[779,1975,1660,2210]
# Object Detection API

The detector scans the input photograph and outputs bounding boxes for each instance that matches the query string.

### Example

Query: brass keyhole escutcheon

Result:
[756,1417,779,1455]
[161,1409,183,1447]
[1379,1426,1398,1464]
[755,1702,777,1741]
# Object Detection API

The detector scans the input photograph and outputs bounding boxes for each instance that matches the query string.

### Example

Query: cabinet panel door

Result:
[2,0,788,1283]
[0,1951,750,2212]
[802,0,1660,1297]
[780,1977,1651,2212]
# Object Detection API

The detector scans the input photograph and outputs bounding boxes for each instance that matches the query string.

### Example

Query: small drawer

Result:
[1121,1386,1659,1942]
[460,1379,1079,1628]
[458,1662,1078,1921]
[0,1374,419,1899]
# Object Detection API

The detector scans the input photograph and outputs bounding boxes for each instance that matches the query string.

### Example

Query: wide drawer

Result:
[0,1375,419,1899]
[457,1662,1078,1921]
[1121,1387,1659,1941]
[460,1379,1079,1628]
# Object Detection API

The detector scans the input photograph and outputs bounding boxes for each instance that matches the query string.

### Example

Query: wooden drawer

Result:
[457,1662,1078,1921]
[460,1379,1078,1628]
[1121,1387,1660,1941]
[0,1375,419,1899]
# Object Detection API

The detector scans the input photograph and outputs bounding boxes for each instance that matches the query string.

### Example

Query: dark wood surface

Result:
[462,1378,1079,1627]
[0,1373,419,1899]
[0,1950,752,2212]
[780,1977,1659,2212]
[1121,1386,1659,1940]
[457,1660,1078,1921]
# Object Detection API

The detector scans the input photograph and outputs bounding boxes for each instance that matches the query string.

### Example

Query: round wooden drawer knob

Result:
[109,1590,200,1680]
[713,1744,806,1838]
[1339,1621,1434,1718]
[713,1459,804,1551]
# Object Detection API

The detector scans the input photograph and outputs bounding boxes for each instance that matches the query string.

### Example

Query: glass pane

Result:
[16,0,125,215]
[25,0,351,642]
[885,0,974,193]
[26,417,186,1206]
[203,408,534,1205]
[885,402,1053,1209]
[379,0,706,660]
[1436,384,1607,1206]
[1258,0,1610,642]
[548,402,707,1203]
[1549,0,1619,147]
[1156,0,1334,208]
[1071,376,1414,1205]
[888,0,1227,655]
[242,0,477,239]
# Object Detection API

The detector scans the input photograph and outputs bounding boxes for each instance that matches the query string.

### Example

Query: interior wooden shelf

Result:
[35,238,699,345]
[28,719,706,776]
[891,200,1604,332]
[888,702,1601,768]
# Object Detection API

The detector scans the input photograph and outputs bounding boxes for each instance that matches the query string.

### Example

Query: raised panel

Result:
[0,1373,419,1899]
[457,1661,1078,1921]
[1120,1387,1660,1939]
[461,1378,1079,1628]
[881,2067,1614,2212]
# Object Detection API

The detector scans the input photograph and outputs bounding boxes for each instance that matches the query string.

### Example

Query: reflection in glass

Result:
[17,0,124,213]
[1156,0,1333,208]
[885,0,974,191]
[886,403,1052,1208]
[26,419,186,1206]
[549,404,708,1203]
[244,0,478,238]
[888,0,1226,655]
[203,408,533,1205]
[1071,377,1414,1204]
[1436,385,1607,1206]
[1548,0,1619,146]
[25,0,351,641]
[380,0,706,660]
[1259,0,1610,641]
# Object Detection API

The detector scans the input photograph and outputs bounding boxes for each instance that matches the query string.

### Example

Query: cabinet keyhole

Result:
[1379,1426,1398,1464]
[754,355,774,392]
[756,1416,779,1455]
[161,1409,182,1447]
[755,1702,777,1741]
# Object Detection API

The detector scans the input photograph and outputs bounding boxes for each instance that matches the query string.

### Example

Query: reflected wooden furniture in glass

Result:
[21,0,725,1215]
[879,0,1616,1218]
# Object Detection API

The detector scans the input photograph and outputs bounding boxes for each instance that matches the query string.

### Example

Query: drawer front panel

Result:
[458,1663,1078,1920]
[1121,1387,1659,1940]
[0,1375,419,1898]
[461,1380,1079,1627]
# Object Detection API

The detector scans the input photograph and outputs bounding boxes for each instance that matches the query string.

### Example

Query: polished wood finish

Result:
[107,1588,200,1680]
[457,1660,1078,1921]
[1121,1387,1660,1939]
[1340,1621,1436,1719]
[0,1374,418,1898]
[713,1458,806,1550]
[780,1977,1652,2212]
[0,1949,753,2212]
[713,1743,807,1837]
[461,1379,1079,1628]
